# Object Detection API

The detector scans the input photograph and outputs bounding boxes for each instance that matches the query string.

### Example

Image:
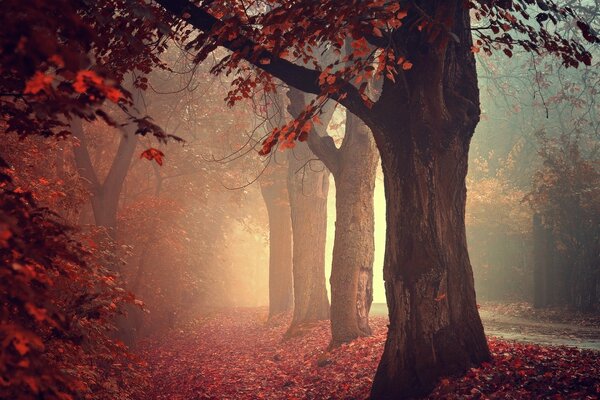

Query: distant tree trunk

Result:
[71,77,144,268]
[533,213,549,307]
[260,159,294,317]
[71,117,138,259]
[71,79,144,346]
[288,85,379,345]
[327,111,378,345]
[567,205,599,311]
[534,192,599,312]
[286,141,330,329]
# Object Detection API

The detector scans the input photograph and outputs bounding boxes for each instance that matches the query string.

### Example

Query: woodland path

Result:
[372,303,600,350]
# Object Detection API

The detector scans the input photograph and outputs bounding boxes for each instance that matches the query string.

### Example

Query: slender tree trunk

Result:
[328,111,378,345]
[260,161,294,317]
[72,122,138,238]
[533,213,549,307]
[286,141,330,329]
[287,84,379,344]
[369,2,490,397]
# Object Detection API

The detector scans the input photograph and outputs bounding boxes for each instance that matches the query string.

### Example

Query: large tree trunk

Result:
[260,161,294,317]
[371,122,490,398]
[327,111,378,345]
[286,141,330,329]
[369,2,490,397]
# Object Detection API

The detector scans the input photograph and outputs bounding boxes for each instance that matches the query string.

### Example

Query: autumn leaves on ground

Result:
[139,309,600,400]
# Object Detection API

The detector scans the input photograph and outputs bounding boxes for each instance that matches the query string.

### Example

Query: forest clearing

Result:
[1,0,599,399]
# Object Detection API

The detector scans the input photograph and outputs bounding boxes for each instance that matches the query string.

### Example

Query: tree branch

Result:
[286,87,341,175]
[155,0,372,122]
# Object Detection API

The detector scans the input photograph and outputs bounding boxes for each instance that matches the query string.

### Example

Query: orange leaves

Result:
[73,70,102,93]
[0,224,12,247]
[140,148,165,166]
[25,302,53,325]
[48,54,65,68]
[11,330,44,356]
[73,70,122,103]
[258,110,317,155]
[24,72,53,95]
[350,37,369,58]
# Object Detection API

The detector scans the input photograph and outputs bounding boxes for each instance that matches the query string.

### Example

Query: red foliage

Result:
[140,148,165,166]
[0,135,146,399]
[430,338,600,399]
[140,310,600,399]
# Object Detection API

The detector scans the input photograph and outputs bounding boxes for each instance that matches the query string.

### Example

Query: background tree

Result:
[528,132,599,311]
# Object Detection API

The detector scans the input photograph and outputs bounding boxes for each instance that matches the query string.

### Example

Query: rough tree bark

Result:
[259,157,294,318]
[286,139,331,329]
[368,3,490,397]
[327,110,378,345]
[288,86,379,345]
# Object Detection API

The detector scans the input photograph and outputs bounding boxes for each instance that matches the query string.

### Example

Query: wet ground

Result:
[370,303,600,351]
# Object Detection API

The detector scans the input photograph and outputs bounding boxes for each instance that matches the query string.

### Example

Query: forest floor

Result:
[139,307,600,399]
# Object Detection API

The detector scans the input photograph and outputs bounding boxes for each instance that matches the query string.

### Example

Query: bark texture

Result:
[288,84,379,345]
[369,2,490,398]
[286,140,330,327]
[260,159,294,317]
[327,111,378,344]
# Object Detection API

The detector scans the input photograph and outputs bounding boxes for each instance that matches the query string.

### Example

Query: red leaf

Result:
[140,148,165,166]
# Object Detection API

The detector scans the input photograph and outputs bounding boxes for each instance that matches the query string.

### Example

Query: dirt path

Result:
[371,303,600,351]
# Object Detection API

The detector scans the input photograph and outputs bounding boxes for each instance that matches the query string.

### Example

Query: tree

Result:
[286,130,331,329]
[529,132,599,311]
[288,87,379,345]
[71,118,137,248]
[154,0,595,396]
[260,156,294,318]
[258,85,332,329]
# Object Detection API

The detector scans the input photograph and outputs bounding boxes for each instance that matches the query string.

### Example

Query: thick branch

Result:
[307,132,340,175]
[155,0,372,122]
[286,87,341,174]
